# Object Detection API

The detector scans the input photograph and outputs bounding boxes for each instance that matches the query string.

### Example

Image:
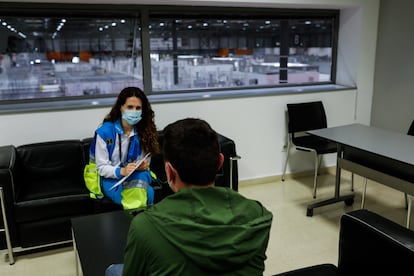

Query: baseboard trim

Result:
[0,240,73,263]
[239,166,337,187]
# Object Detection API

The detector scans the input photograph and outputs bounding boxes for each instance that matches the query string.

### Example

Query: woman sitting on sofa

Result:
[90,86,159,210]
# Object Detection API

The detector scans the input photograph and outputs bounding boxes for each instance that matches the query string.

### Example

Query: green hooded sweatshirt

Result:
[122,186,273,276]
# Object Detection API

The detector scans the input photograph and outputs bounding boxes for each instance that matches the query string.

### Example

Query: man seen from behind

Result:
[121,118,273,275]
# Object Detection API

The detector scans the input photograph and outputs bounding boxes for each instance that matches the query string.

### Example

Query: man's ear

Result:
[218,153,224,170]
[165,161,174,182]
[165,161,177,192]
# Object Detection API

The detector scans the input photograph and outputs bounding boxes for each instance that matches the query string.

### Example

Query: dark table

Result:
[71,210,133,276]
[306,123,414,218]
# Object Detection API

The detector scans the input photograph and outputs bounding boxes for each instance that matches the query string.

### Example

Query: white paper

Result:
[109,152,151,191]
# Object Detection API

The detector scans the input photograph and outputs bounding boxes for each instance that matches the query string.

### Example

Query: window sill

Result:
[0,84,355,114]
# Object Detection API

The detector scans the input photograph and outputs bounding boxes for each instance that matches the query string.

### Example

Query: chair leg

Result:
[351,173,354,192]
[317,155,322,175]
[312,152,319,199]
[407,194,412,229]
[281,143,291,181]
[405,193,409,209]
[361,178,368,209]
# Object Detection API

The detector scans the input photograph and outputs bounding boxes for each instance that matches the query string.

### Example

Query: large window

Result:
[0,5,142,102]
[0,3,338,110]
[149,14,335,91]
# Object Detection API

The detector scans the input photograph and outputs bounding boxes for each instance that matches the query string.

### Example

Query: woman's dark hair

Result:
[104,87,159,154]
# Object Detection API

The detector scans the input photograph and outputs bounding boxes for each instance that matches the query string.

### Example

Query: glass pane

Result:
[149,16,334,92]
[0,15,142,101]
[287,19,333,83]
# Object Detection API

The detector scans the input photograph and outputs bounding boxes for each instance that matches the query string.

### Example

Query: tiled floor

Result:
[0,172,410,276]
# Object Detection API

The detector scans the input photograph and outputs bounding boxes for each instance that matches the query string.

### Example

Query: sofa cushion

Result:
[14,194,93,223]
[14,140,88,202]
[91,197,123,213]
[18,215,75,248]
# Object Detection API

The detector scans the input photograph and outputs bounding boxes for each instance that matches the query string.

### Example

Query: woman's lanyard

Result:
[119,133,133,167]
[118,133,122,165]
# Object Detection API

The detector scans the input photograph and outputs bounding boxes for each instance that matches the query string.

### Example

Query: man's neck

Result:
[176,182,215,191]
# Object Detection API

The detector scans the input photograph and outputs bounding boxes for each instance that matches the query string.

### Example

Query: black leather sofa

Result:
[273,209,414,276]
[0,132,239,262]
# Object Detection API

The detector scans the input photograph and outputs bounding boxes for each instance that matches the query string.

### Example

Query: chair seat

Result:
[292,135,337,154]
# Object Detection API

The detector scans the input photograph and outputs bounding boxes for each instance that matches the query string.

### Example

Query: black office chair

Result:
[407,121,414,227]
[361,120,414,228]
[408,120,414,136]
[281,101,338,198]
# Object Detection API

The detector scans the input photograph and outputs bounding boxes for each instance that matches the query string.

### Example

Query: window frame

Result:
[0,2,342,114]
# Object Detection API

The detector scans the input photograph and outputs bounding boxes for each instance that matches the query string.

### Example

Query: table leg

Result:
[306,144,355,216]
[334,147,342,198]
[72,228,81,276]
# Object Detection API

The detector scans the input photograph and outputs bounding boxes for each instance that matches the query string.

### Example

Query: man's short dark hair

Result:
[162,118,220,185]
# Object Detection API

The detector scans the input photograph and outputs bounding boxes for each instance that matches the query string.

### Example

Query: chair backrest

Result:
[407,120,414,136]
[286,101,328,134]
[338,209,414,275]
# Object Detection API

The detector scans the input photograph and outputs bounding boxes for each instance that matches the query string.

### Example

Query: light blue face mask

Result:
[122,110,142,126]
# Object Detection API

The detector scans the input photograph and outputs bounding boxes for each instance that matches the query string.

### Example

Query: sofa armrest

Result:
[338,209,414,274]
[0,145,18,249]
[0,144,17,206]
[216,133,240,191]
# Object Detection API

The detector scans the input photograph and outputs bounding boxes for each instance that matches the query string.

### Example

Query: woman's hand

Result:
[121,160,150,176]
[136,159,149,171]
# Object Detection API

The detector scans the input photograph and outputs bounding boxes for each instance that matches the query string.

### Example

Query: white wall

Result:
[0,0,380,182]
[371,0,414,133]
